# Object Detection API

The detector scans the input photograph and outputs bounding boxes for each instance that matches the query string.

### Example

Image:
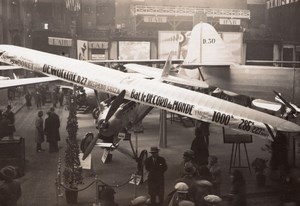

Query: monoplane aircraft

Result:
[0,43,300,161]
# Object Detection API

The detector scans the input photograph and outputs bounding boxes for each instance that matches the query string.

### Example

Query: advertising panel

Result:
[118,41,150,60]
[77,40,88,60]
[158,31,191,59]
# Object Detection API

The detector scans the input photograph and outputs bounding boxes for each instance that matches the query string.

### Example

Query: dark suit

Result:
[145,156,167,205]
[45,113,60,152]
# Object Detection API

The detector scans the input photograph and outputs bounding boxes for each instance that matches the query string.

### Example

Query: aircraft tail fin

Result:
[183,22,236,66]
[161,53,173,78]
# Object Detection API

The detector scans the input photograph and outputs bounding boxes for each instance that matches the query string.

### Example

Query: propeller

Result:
[82,133,99,160]
[273,90,297,117]
[82,90,126,160]
[99,90,126,130]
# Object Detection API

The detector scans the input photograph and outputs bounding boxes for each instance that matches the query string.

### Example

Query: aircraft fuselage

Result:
[201,65,300,105]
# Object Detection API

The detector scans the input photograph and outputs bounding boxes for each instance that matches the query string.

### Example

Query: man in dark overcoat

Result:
[3,105,15,138]
[191,126,209,166]
[145,146,168,206]
[44,107,60,152]
[0,110,9,139]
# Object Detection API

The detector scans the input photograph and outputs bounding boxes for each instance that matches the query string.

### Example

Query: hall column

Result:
[159,110,167,148]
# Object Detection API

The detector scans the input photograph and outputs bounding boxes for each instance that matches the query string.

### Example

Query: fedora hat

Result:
[0,166,17,179]
[149,146,159,153]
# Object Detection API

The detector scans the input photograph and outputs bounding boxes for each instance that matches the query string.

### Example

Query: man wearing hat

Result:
[0,165,21,206]
[180,150,199,177]
[145,146,168,206]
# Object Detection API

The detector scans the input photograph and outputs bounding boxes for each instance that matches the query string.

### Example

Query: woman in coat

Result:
[35,110,45,152]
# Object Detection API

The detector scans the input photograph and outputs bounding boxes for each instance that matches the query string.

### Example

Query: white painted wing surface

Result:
[0,45,299,141]
[0,76,59,89]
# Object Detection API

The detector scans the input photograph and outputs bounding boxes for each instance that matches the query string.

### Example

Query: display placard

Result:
[79,153,91,169]
[129,174,142,185]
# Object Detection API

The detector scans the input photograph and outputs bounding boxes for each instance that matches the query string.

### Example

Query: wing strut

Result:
[264,123,275,141]
[273,90,297,118]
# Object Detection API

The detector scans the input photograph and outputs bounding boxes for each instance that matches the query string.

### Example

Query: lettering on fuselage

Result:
[43,64,87,85]
[5,55,35,71]
[130,89,194,115]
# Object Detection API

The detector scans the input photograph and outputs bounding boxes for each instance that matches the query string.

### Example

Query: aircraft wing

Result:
[89,59,183,65]
[1,45,300,141]
[0,76,59,89]
[0,65,23,70]
[125,63,209,88]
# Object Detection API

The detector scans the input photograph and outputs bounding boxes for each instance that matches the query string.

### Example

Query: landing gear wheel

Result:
[92,108,100,120]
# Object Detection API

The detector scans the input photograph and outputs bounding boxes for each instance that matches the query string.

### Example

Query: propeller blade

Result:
[105,90,126,122]
[82,133,99,160]
[273,90,297,114]
[80,132,93,153]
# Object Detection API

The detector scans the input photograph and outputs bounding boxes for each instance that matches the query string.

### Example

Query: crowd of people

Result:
[128,143,247,206]
[125,121,250,206]
[24,85,69,110]
[1,85,300,206]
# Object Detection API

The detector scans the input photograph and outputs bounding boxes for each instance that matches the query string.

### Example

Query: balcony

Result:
[131,5,250,19]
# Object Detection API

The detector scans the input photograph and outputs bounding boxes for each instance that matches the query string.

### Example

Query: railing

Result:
[131,5,250,19]
[266,0,299,9]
